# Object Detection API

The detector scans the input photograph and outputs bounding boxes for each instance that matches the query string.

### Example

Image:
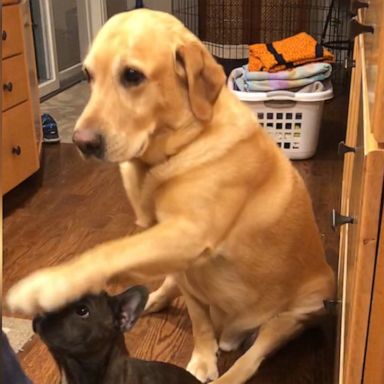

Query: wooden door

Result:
[338,11,384,384]
[362,1,384,143]
[363,205,384,383]
[336,35,362,384]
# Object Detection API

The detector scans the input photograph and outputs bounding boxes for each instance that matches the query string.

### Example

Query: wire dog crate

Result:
[172,0,352,87]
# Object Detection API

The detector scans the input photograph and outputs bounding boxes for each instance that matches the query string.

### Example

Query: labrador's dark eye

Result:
[75,304,90,318]
[83,68,93,83]
[121,68,145,87]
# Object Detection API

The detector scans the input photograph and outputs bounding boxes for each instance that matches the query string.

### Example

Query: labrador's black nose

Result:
[73,129,103,158]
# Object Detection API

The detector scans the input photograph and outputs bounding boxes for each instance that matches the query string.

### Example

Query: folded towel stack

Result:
[235,62,332,92]
[235,32,335,93]
[249,32,334,72]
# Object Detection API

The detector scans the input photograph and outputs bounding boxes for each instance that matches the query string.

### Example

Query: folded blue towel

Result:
[234,63,332,92]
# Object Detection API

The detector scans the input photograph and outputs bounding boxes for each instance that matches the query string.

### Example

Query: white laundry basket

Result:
[228,68,334,160]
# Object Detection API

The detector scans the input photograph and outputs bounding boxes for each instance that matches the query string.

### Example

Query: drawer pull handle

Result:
[12,146,22,156]
[338,141,356,155]
[349,18,374,40]
[2,30,7,41]
[332,209,354,231]
[3,82,13,92]
[350,1,369,15]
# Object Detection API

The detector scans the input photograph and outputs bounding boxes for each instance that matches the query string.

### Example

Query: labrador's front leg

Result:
[6,219,204,315]
[119,161,152,228]
[144,275,180,314]
[182,288,219,383]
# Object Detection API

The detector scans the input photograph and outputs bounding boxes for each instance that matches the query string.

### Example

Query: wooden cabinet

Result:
[1,0,41,194]
[337,5,384,384]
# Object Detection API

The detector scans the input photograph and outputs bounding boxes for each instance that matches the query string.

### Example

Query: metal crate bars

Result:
[172,0,352,86]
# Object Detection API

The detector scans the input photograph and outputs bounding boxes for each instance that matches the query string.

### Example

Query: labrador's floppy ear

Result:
[176,42,226,122]
[113,286,149,332]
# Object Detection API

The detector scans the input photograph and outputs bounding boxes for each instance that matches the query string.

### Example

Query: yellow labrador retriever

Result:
[7,9,335,384]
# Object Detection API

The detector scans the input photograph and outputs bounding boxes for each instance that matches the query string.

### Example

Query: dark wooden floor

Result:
[3,95,347,384]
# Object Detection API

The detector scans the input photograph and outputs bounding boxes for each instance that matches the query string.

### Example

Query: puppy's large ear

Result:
[176,42,226,122]
[113,286,149,332]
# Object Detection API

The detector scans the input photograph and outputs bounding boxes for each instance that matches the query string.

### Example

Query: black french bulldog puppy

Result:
[33,286,200,384]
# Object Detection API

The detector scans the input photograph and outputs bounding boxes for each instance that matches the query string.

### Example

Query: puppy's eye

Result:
[120,68,145,87]
[83,68,93,83]
[75,305,90,318]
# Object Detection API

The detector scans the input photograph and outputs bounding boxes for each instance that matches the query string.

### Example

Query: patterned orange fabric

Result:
[249,32,334,72]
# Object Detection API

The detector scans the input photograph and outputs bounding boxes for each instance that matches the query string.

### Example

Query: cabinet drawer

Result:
[2,101,39,194]
[2,5,23,59]
[2,54,29,111]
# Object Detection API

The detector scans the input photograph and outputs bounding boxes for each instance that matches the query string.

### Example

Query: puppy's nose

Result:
[73,129,103,157]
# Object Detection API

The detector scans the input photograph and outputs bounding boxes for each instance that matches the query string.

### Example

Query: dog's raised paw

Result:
[187,353,219,383]
[7,279,38,315]
[7,269,58,314]
[6,266,97,315]
[7,268,72,314]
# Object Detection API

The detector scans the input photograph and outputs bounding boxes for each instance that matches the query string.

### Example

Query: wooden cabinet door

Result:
[363,206,384,383]
[338,22,384,384]
[362,1,384,143]
[20,0,42,153]
[336,35,361,384]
